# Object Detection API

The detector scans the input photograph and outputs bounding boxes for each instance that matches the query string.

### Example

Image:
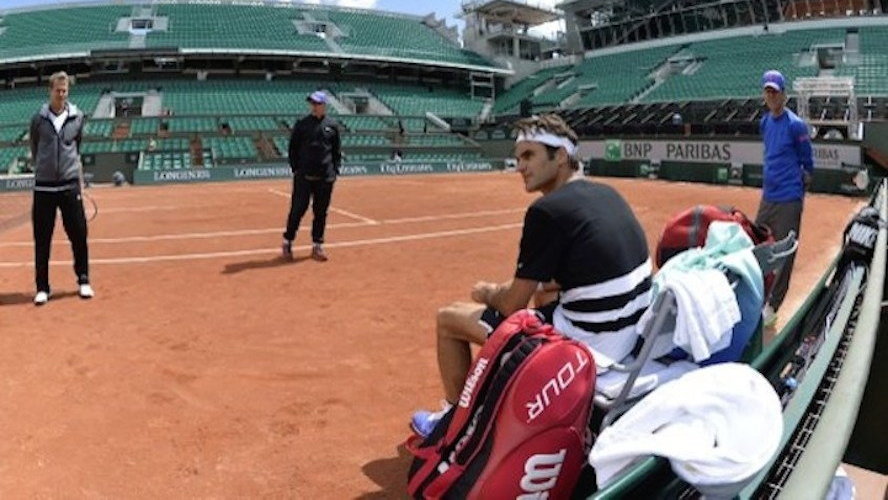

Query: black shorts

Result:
[478,302,558,337]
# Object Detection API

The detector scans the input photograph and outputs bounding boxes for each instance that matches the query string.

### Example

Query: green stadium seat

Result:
[323,9,491,67]
[226,116,280,132]
[146,4,332,54]
[140,151,194,171]
[0,146,27,174]
[0,84,102,127]
[84,119,113,138]
[370,82,484,117]
[0,6,131,61]
[204,136,258,162]
[0,126,24,143]
[131,118,160,136]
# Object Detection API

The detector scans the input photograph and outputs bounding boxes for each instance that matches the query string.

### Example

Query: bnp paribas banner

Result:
[588,139,860,170]
[131,161,498,185]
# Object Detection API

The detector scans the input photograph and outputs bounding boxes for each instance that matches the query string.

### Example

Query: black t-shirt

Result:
[515,179,649,292]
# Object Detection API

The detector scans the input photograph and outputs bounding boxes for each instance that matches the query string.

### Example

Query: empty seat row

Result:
[141,152,194,171]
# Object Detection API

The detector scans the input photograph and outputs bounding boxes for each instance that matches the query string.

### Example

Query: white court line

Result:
[0,223,523,267]
[329,207,379,225]
[0,207,524,247]
[266,188,290,198]
[99,205,188,214]
[0,221,372,247]
[267,187,379,224]
[385,208,524,224]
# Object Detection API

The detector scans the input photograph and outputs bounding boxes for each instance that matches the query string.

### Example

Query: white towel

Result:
[589,363,783,493]
[637,269,741,362]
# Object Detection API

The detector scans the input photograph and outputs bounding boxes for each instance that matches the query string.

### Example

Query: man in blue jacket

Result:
[757,70,814,326]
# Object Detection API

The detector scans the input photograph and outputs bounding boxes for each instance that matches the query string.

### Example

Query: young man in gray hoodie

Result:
[29,71,93,305]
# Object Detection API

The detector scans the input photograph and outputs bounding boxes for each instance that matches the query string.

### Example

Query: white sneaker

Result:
[34,291,50,306]
[78,284,95,299]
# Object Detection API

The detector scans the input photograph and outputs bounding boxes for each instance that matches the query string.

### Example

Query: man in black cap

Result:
[281,90,341,261]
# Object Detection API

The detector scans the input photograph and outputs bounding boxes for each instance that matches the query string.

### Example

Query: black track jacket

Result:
[288,114,341,180]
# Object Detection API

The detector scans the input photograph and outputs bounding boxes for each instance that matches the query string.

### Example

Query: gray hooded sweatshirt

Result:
[29,102,84,189]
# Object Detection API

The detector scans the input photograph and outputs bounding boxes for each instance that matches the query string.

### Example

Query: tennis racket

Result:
[82,189,98,222]
[77,159,98,222]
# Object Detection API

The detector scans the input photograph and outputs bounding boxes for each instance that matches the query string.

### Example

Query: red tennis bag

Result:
[656,205,777,302]
[406,309,596,500]
[655,205,774,268]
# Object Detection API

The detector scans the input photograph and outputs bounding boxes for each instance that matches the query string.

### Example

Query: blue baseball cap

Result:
[761,70,785,92]
[307,91,327,104]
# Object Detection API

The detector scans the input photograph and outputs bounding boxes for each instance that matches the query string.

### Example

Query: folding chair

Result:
[596,231,798,429]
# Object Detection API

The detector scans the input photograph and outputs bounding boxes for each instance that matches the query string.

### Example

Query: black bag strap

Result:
[453,336,544,465]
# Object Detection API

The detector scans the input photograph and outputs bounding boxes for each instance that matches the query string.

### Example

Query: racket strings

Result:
[82,190,98,222]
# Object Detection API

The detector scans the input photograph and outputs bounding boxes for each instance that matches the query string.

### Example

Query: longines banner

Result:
[1,175,35,191]
[130,161,497,185]
[0,161,499,191]
[583,139,861,170]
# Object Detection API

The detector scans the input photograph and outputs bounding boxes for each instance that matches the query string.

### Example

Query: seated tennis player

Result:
[411,114,652,437]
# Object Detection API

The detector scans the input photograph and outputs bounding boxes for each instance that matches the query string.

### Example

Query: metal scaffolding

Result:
[793,76,859,140]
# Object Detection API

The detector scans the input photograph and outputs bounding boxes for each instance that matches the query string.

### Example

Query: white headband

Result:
[516,130,578,158]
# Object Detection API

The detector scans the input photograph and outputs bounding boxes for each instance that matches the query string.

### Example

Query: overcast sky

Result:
[1,0,566,39]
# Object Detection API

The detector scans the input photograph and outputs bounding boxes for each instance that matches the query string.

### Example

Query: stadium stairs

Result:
[190,138,204,167]
[254,136,278,162]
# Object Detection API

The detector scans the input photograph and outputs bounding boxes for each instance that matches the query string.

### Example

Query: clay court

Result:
[0,173,864,497]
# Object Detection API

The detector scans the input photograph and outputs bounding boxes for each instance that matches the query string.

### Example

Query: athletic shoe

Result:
[34,291,50,306]
[281,239,293,260]
[78,283,95,299]
[311,244,328,262]
[411,401,453,438]
[763,304,777,328]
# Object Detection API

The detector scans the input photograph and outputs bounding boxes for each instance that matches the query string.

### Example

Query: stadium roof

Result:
[461,0,560,26]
